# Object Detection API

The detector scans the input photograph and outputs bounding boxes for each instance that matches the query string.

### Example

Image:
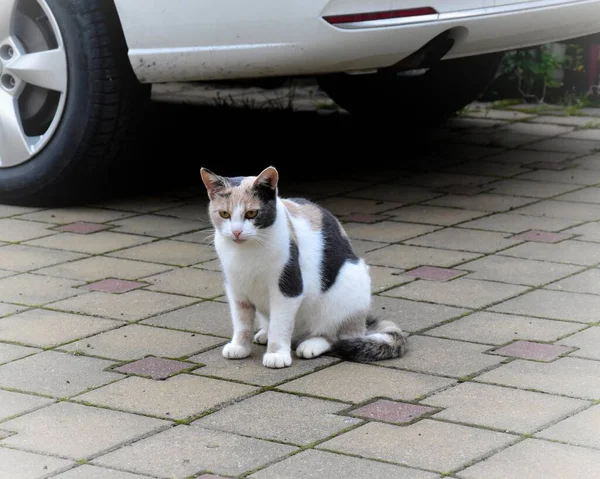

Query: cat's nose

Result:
[232,229,242,238]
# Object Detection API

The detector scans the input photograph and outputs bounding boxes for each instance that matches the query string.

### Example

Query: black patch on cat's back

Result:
[253,184,277,229]
[279,241,303,297]
[320,207,359,292]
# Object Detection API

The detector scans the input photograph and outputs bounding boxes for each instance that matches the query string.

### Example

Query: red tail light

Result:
[324,7,437,25]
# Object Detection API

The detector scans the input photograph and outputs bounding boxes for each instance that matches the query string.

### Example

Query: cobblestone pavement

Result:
[2,83,600,478]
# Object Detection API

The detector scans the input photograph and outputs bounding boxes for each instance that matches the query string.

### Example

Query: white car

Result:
[1,0,600,205]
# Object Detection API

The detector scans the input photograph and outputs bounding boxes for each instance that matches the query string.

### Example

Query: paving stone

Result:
[406,227,518,253]
[555,186,600,204]
[527,160,575,170]
[500,240,600,265]
[562,129,600,140]
[513,199,600,220]
[320,420,516,473]
[535,115,600,127]
[563,221,600,242]
[0,389,54,421]
[340,213,390,223]
[512,230,572,243]
[142,300,232,337]
[526,137,600,154]
[459,212,580,233]
[287,179,365,197]
[0,350,119,397]
[489,340,574,362]
[384,278,527,309]
[195,391,359,445]
[53,465,154,479]
[404,265,465,281]
[94,425,297,478]
[460,255,580,286]
[83,278,147,294]
[369,265,412,292]
[350,184,441,203]
[477,357,600,399]
[62,324,224,361]
[439,143,504,160]
[458,439,600,479]
[347,239,387,255]
[249,449,438,479]
[380,335,505,378]
[443,160,530,178]
[489,149,577,165]
[426,311,584,345]
[486,179,578,198]
[51,290,197,321]
[0,218,55,242]
[278,362,455,403]
[536,404,600,449]
[109,239,216,266]
[317,197,404,215]
[114,356,196,379]
[0,273,83,305]
[458,131,541,148]
[171,230,213,244]
[579,107,600,117]
[390,205,487,226]
[557,327,600,360]
[0,301,25,316]
[37,256,173,282]
[500,122,574,136]
[0,204,40,217]
[95,195,186,214]
[424,193,535,212]
[57,222,113,234]
[491,289,600,323]
[434,184,492,196]
[0,244,87,272]
[77,374,256,420]
[25,232,154,255]
[574,154,600,169]
[144,267,224,298]
[465,108,534,121]
[518,168,600,186]
[399,172,495,188]
[344,221,438,243]
[349,399,437,424]
[0,342,39,364]
[0,448,74,478]
[547,269,600,295]
[189,345,339,386]
[110,214,207,238]
[0,309,121,348]
[19,207,134,224]
[1,402,167,459]
[365,244,481,270]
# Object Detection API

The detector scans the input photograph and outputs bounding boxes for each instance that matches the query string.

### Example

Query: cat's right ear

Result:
[200,168,226,200]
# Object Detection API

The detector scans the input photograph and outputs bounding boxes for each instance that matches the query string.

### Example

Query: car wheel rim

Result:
[0,0,67,168]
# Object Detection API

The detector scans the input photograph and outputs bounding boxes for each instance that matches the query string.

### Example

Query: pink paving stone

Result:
[512,230,572,243]
[83,278,147,294]
[350,399,438,424]
[56,222,111,234]
[405,265,465,282]
[114,356,195,380]
[489,340,575,362]
[340,214,390,223]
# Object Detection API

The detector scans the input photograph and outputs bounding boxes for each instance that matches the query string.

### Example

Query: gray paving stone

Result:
[0,309,121,348]
[424,193,535,212]
[390,205,487,226]
[426,382,588,434]
[380,335,504,377]
[25,232,154,255]
[0,204,40,217]
[249,449,439,479]
[426,311,585,345]
[501,122,574,136]
[94,425,297,478]
[109,239,217,266]
[144,267,224,298]
[563,221,600,242]
[486,179,578,198]
[142,301,232,337]
[477,357,600,399]
[62,324,224,361]
[0,218,56,242]
[0,350,119,397]
[19,207,133,224]
[346,239,388,255]
[459,212,580,233]
[365,244,481,270]
[317,197,404,215]
[458,439,600,479]
[195,391,359,445]
[546,269,600,295]
[406,227,518,253]
[0,244,87,273]
[350,184,441,203]
[384,278,527,309]
[172,230,214,244]
[563,129,600,140]
[535,404,600,449]
[1,402,167,459]
[77,374,257,420]
[465,108,533,120]
[50,290,198,321]
[554,186,600,204]
[53,465,154,479]
[0,447,74,478]
[491,289,600,323]
[190,345,338,386]
[320,420,516,473]
[557,327,600,360]
[525,137,600,154]
[0,342,39,364]
[513,199,600,220]
[535,115,600,127]
[110,214,207,238]
[460,255,581,286]
[489,149,577,165]
[398,172,495,188]
[0,301,26,317]
[0,273,84,306]
[369,265,413,292]
[344,221,438,243]
[500,240,600,265]
[278,362,455,403]
[0,389,54,421]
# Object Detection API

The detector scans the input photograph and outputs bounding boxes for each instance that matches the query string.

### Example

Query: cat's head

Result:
[200,166,279,244]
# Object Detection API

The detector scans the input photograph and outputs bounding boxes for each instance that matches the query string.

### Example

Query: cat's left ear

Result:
[253,166,279,191]
[200,167,226,200]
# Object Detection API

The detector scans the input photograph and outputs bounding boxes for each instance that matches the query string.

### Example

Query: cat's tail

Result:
[332,316,408,363]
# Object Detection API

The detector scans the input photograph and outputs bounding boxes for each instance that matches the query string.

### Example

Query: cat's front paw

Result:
[222,342,251,359]
[253,329,268,345]
[263,352,292,369]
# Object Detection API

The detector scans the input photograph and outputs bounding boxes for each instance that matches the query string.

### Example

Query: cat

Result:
[200,165,408,369]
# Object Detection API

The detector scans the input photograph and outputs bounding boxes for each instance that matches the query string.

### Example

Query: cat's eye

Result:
[245,210,258,219]
[219,210,231,219]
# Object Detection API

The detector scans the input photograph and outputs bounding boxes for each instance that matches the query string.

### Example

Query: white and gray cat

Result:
[200,166,407,369]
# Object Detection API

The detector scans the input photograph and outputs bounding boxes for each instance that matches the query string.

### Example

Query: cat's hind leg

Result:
[296,337,332,359]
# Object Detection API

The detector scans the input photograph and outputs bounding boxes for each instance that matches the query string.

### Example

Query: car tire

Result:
[0,0,150,206]
[316,52,504,125]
